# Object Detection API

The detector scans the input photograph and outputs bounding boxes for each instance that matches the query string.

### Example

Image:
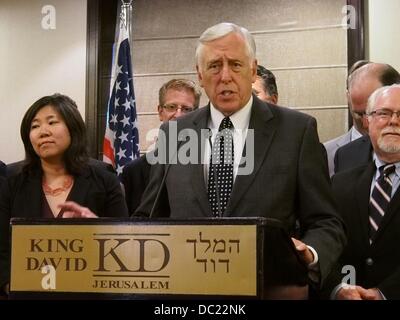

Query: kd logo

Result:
[41,5,56,30]
[41,265,56,290]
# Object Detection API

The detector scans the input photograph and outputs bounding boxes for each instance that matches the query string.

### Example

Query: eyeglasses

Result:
[368,108,400,121]
[162,104,195,114]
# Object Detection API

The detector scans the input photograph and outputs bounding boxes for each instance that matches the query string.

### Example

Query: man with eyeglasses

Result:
[324,62,400,177]
[121,79,201,215]
[322,84,400,300]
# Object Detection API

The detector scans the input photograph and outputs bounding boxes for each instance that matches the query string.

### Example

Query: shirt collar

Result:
[350,126,363,141]
[209,95,253,130]
[373,153,400,177]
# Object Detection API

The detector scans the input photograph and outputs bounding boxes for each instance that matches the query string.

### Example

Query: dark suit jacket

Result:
[137,96,346,284]
[0,162,5,190]
[0,161,5,178]
[121,155,151,215]
[324,163,400,299]
[0,164,128,289]
[334,135,372,174]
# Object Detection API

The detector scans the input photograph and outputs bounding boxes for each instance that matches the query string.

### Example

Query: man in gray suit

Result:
[325,62,400,176]
[137,22,345,286]
[324,60,370,177]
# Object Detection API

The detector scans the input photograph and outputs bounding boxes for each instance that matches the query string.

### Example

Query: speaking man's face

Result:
[197,32,256,117]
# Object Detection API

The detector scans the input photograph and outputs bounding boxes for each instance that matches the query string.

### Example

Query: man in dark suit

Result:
[121,79,201,215]
[252,65,278,104]
[326,84,400,299]
[137,22,346,287]
[0,161,5,178]
[0,161,5,189]
[332,63,400,175]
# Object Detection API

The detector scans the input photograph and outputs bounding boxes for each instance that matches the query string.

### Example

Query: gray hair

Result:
[195,22,256,67]
[367,84,400,114]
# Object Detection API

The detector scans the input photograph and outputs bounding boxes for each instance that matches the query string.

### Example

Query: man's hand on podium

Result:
[291,238,314,265]
[336,285,383,300]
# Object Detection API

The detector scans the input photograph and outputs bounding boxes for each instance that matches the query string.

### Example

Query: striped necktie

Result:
[369,164,395,243]
[208,117,234,217]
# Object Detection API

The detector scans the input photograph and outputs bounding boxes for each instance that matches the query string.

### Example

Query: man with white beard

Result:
[324,84,400,300]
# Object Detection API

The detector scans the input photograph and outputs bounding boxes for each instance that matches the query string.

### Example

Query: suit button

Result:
[366,258,374,266]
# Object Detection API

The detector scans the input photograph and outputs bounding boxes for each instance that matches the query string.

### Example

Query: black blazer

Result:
[6,158,115,177]
[121,155,151,216]
[334,135,372,174]
[0,164,128,289]
[137,95,346,284]
[324,163,400,299]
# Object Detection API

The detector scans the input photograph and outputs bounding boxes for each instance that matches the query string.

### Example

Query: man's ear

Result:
[196,65,204,88]
[251,59,258,83]
[157,105,163,121]
[270,94,278,105]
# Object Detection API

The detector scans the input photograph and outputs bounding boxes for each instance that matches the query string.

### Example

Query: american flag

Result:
[103,11,139,176]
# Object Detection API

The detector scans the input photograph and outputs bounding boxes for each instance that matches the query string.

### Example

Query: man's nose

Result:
[220,64,232,83]
[389,111,400,125]
[174,107,183,117]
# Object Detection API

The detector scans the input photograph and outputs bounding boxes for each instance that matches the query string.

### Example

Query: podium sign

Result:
[10,218,261,298]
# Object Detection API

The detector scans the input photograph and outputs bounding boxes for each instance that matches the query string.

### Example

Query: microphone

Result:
[149,159,172,219]
[208,128,223,218]
[149,125,186,218]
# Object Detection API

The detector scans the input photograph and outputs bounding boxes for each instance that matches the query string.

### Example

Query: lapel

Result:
[355,162,375,247]
[355,135,373,163]
[67,167,91,204]
[22,171,43,218]
[190,106,213,216]
[225,98,275,215]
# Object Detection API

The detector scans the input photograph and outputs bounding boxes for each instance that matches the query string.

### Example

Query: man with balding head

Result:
[330,63,400,176]
[324,84,400,299]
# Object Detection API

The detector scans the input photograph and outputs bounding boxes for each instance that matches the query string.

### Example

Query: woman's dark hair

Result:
[20,93,89,174]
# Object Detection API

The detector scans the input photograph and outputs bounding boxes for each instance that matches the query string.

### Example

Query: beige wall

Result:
[0,0,87,164]
[367,0,400,72]
[132,0,348,152]
[0,0,350,163]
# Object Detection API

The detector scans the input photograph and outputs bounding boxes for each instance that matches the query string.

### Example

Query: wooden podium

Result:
[9,217,308,299]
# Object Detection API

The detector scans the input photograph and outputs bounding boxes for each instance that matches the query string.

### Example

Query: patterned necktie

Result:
[208,117,234,217]
[369,164,395,242]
